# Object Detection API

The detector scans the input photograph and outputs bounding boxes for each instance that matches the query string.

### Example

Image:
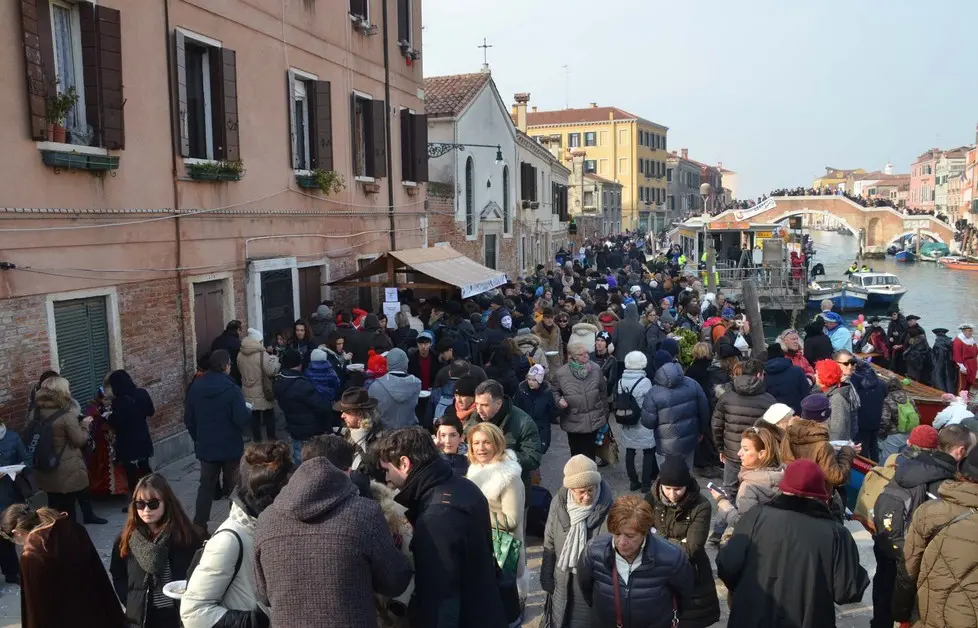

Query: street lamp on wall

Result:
[428,142,506,167]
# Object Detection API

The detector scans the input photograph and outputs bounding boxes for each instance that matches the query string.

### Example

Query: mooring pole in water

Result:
[741,279,767,358]
[916,225,922,258]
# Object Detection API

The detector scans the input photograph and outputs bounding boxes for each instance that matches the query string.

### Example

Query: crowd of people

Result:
[4,233,978,628]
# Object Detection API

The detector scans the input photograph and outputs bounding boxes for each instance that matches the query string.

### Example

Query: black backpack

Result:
[613,380,643,426]
[24,408,69,471]
[187,529,243,598]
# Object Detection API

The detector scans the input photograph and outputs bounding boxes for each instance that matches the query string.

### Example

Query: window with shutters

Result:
[397,0,412,45]
[53,296,111,402]
[175,29,238,163]
[502,166,510,234]
[465,157,475,236]
[584,160,596,174]
[584,132,596,147]
[17,1,125,148]
[568,133,581,148]
[288,69,332,172]
[484,234,498,270]
[352,92,386,180]
[399,107,427,183]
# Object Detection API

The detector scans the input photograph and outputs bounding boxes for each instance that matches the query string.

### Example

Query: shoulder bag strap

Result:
[213,529,244,599]
[933,507,978,540]
[612,558,623,628]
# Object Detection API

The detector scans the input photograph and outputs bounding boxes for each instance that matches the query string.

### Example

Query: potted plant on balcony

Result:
[45,86,79,143]
[187,159,246,182]
[296,168,345,196]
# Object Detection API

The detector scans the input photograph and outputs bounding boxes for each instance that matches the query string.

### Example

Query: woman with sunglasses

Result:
[110,474,205,628]
[182,442,293,628]
[2,504,125,627]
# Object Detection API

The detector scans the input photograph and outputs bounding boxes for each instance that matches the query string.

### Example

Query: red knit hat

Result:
[779,459,829,501]
[366,350,387,376]
[908,425,939,450]
[815,359,842,390]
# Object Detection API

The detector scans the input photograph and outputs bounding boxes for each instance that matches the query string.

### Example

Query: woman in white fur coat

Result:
[465,422,527,603]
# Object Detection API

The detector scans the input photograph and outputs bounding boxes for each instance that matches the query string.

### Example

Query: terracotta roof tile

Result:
[423,73,491,117]
[526,106,666,129]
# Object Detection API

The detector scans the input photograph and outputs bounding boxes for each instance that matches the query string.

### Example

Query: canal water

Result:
[762,230,978,342]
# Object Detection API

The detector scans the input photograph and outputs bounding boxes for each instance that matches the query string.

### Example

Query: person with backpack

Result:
[615,351,657,492]
[110,474,206,628]
[28,375,107,524]
[872,424,973,628]
[181,442,291,628]
[879,376,919,463]
[902,441,978,628]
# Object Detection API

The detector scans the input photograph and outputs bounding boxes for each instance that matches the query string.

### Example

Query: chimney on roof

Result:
[531,106,537,113]
[718,161,723,169]
[681,148,688,160]
[589,102,598,108]
[514,93,530,132]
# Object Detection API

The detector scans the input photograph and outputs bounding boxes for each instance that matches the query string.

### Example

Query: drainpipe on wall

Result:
[163,0,190,380]
[381,0,396,251]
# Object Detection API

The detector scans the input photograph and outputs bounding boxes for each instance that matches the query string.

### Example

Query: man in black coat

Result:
[717,459,869,628]
[211,319,244,383]
[379,427,508,628]
[930,327,958,393]
[348,314,393,365]
[274,350,336,464]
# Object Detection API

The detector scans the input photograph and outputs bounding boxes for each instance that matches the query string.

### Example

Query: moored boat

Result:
[918,242,950,262]
[806,280,868,310]
[943,260,978,271]
[846,272,906,305]
[894,250,916,263]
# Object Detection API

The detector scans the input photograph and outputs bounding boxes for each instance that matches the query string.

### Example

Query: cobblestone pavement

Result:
[0,426,877,627]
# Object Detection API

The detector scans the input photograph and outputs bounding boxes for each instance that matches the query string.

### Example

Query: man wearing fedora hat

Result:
[333,388,383,474]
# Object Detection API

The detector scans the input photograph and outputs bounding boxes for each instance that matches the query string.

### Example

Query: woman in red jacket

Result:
[952,323,978,393]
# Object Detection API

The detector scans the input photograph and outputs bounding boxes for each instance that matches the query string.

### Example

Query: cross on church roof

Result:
[478,37,493,65]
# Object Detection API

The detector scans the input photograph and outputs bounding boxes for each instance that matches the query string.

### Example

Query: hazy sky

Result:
[421,0,978,198]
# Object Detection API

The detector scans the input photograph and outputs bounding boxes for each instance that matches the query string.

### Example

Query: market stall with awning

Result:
[327,245,508,298]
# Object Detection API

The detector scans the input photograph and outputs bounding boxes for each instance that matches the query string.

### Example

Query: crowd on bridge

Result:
[6,232,978,628]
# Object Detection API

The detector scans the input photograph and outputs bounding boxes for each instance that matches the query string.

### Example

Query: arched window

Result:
[465,156,475,236]
[502,165,510,234]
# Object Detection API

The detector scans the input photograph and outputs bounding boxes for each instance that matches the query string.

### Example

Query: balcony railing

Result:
[704,264,808,294]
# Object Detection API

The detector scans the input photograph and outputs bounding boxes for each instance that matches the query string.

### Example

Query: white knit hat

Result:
[624,350,647,370]
[310,348,329,362]
[247,328,263,342]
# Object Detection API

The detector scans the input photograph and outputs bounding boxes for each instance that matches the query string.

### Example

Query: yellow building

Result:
[521,103,668,231]
[812,166,865,192]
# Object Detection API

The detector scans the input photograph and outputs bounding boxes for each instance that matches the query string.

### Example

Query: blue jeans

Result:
[878,433,909,464]
[292,439,307,466]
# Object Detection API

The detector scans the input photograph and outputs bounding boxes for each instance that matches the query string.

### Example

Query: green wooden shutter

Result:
[54,297,110,402]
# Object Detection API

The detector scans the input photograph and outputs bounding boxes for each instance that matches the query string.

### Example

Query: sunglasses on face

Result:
[133,499,162,511]
[837,360,855,367]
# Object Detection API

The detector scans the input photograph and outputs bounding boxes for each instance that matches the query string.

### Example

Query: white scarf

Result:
[557,484,600,573]
[957,332,976,347]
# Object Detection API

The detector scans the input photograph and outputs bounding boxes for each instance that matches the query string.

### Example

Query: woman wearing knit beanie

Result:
[780,393,856,520]
[514,365,558,454]
[717,459,869,628]
[646,457,720,627]
[540,455,613,628]
[617,351,657,492]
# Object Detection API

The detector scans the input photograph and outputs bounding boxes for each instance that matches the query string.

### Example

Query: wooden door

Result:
[261,269,295,343]
[193,280,226,361]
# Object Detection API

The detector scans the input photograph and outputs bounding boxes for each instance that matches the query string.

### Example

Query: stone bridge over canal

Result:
[715,196,955,254]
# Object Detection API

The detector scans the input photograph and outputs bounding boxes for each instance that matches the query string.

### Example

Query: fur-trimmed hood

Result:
[465,449,521,502]
[571,322,599,338]
[33,387,75,411]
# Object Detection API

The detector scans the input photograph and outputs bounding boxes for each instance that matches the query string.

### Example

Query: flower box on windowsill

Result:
[568,222,579,234]
[187,162,244,182]
[295,173,319,189]
[40,149,119,172]
[361,181,381,194]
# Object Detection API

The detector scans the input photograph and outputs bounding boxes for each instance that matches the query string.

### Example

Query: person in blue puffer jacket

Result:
[0,420,28,582]
[641,352,711,470]
[761,343,812,415]
[305,348,341,407]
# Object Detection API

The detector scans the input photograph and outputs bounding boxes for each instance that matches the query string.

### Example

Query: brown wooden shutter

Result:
[79,4,125,149]
[530,166,538,201]
[214,48,239,161]
[412,113,428,183]
[174,30,190,157]
[311,80,333,171]
[368,99,387,178]
[19,0,55,140]
[399,108,412,181]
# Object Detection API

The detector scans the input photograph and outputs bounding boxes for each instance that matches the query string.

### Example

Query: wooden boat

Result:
[943,260,978,271]
[894,250,916,263]
[806,280,868,311]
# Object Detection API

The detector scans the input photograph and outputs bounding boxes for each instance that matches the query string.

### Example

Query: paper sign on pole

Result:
[383,301,400,328]
[385,288,398,302]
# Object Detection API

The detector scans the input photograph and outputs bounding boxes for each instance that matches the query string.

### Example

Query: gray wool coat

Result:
[541,481,613,628]
[551,361,609,434]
